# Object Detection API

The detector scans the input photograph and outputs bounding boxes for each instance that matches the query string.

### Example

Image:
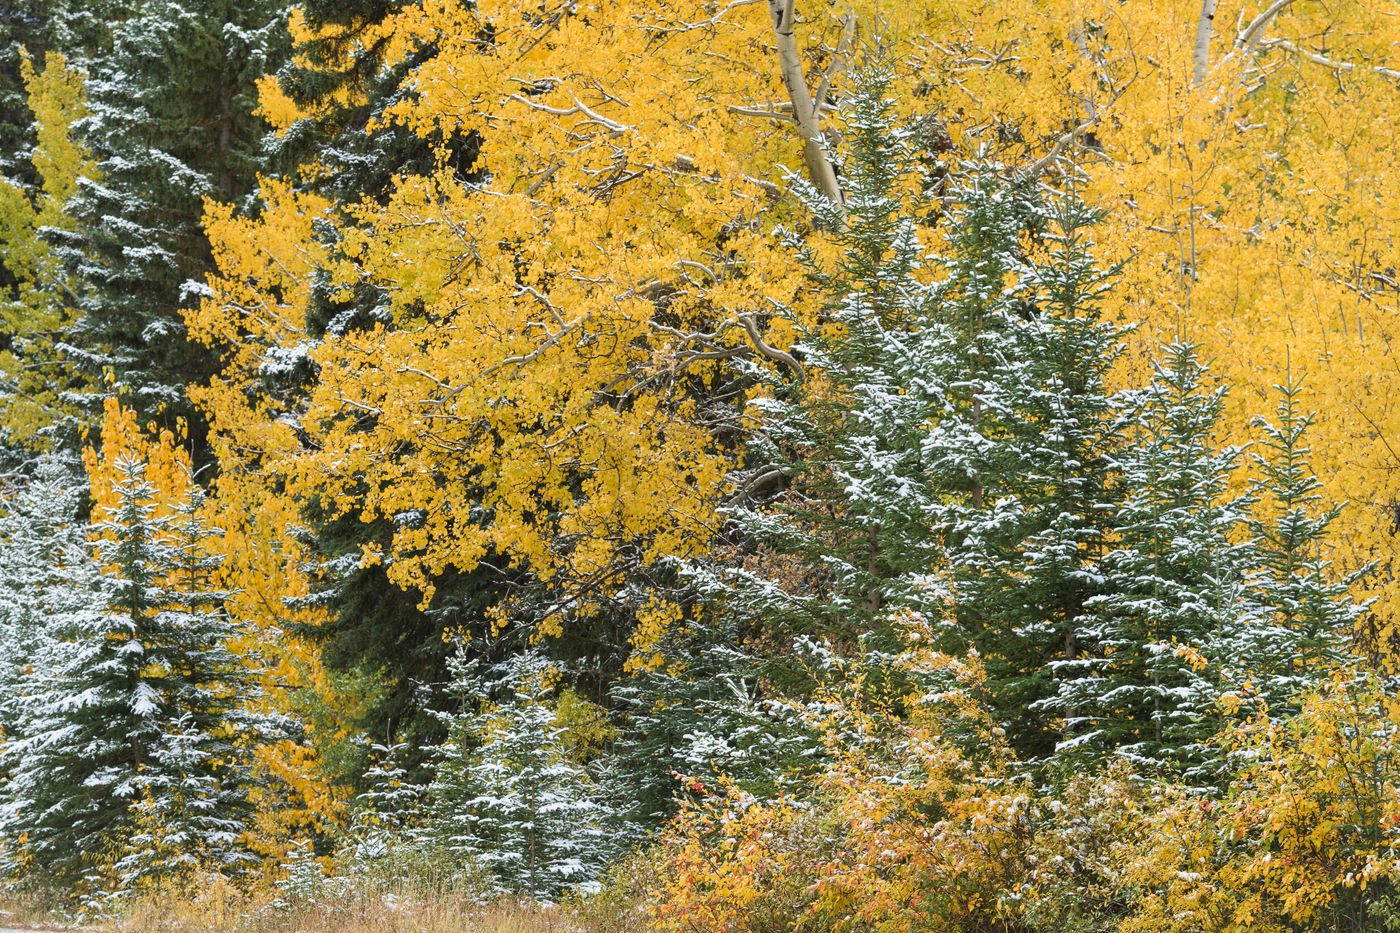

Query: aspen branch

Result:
[650,153,784,195]
[1068,29,1100,121]
[1237,0,1295,56]
[726,105,798,123]
[503,92,633,133]
[641,0,766,35]
[812,8,856,113]
[1261,38,1400,81]
[1017,114,1102,181]
[1015,38,1137,181]
[739,310,805,384]
[515,2,576,60]
[724,465,790,504]
[523,161,563,197]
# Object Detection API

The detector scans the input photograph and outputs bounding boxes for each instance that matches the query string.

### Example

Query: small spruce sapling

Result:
[427,647,613,900]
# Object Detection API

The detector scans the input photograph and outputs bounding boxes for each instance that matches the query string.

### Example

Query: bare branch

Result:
[739,311,804,384]
[1016,114,1101,181]
[1261,37,1400,81]
[503,92,632,133]
[523,161,563,197]
[812,8,856,112]
[641,0,765,36]
[724,465,790,504]
[727,104,799,123]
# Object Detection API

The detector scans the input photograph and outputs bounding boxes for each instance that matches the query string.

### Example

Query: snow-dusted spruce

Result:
[52,0,287,428]
[0,455,277,891]
[347,741,425,862]
[1057,345,1254,781]
[427,647,612,901]
[927,177,1129,764]
[606,612,814,835]
[1237,376,1364,710]
[713,67,953,658]
[715,67,1129,764]
[0,454,94,806]
[0,457,124,886]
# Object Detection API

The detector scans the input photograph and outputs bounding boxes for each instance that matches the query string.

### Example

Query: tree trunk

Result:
[1192,0,1219,87]
[766,0,843,206]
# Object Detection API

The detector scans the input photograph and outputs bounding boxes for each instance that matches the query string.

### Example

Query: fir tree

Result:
[1058,345,1254,780]
[1237,376,1364,711]
[270,0,480,207]
[347,741,425,861]
[720,68,1128,764]
[930,180,1129,762]
[54,0,290,444]
[606,613,813,834]
[719,66,951,653]
[0,455,275,889]
[0,453,91,786]
[427,648,613,901]
[0,468,120,885]
[0,0,114,185]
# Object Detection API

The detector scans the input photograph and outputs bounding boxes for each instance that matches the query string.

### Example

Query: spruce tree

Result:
[0,456,274,888]
[606,613,813,834]
[0,467,120,885]
[721,68,1128,764]
[54,0,290,443]
[271,0,480,206]
[0,453,92,789]
[719,67,952,654]
[1058,345,1254,780]
[347,741,425,861]
[426,648,612,901]
[1237,376,1363,711]
[0,0,114,185]
[931,183,1129,762]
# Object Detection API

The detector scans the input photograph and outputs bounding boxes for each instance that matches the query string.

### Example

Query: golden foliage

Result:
[0,51,97,443]
[190,1,1400,663]
[191,0,859,646]
[649,650,1400,932]
[892,0,1400,658]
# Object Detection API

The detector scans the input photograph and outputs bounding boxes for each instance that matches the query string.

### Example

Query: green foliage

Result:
[426,648,614,901]
[0,456,276,893]
[57,0,290,447]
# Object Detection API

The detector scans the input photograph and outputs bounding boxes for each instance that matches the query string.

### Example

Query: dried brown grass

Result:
[99,874,595,933]
[2,847,661,932]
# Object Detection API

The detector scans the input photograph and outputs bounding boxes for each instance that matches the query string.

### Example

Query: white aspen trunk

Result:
[766,0,843,206]
[1193,0,1219,86]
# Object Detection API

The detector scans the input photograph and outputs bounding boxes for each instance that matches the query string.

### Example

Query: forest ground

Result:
[0,890,649,932]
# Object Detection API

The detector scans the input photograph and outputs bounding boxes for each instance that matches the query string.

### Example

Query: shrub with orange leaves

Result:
[1209,671,1400,932]
[645,640,1169,933]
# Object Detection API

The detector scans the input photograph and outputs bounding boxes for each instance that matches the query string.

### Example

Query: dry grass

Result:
[97,874,598,933]
[82,865,662,933]
[1,848,662,932]
[108,898,588,933]
[0,892,71,930]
